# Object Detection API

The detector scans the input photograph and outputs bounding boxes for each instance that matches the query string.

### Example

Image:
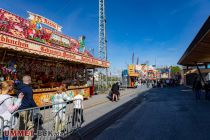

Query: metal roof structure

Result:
[178,16,210,66]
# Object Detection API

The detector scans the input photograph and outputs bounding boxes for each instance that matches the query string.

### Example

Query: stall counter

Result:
[28,86,92,107]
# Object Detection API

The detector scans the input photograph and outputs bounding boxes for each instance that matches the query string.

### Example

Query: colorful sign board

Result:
[0,9,93,57]
[0,33,110,68]
[28,11,62,32]
[128,65,135,75]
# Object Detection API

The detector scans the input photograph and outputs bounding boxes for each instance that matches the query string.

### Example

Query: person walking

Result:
[146,79,150,88]
[0,81,24,140]
[193,76,203,100]
[116,82,120,100]
[204,82,210,100]
[134,81,138,88]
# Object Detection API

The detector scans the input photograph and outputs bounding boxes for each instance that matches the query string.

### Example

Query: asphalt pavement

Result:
[95,86,210,140]
[64,86,150,140]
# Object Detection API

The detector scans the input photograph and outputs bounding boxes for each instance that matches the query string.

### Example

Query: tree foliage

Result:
[170,66,181,73]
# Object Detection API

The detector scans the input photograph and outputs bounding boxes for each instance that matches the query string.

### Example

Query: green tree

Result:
[170,66,181,73]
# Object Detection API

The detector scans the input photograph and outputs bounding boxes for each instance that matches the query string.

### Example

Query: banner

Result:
[0,34,110,68]
[28,11,62,32]
[128,65,135,75]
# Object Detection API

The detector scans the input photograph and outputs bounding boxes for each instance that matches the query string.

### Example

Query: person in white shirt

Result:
[52,84,71,133]
[0,81,24,140]
[72,91,84,128]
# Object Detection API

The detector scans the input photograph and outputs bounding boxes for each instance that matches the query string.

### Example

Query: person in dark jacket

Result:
[18,75,37,136]
[193,76,203,100]
[204,82,210,100]
[18,75,37,110]
[111,83,120,101]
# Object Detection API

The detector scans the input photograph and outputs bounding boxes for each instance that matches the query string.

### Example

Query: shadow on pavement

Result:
[64,88,154,140]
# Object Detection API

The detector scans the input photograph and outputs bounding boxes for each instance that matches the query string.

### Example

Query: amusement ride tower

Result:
[99,0,108,87]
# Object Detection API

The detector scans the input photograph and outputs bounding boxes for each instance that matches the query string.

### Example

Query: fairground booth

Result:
[127,64,140,88]
[178,16,210,86]
[0,9,110,106]
[124,64,157,88]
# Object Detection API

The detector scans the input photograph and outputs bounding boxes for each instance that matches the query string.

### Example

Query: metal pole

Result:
[104,1,108,89]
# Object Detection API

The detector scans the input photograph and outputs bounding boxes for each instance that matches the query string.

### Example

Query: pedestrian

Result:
[18,75,37,110]
[160,80,163,88]
[0,81,24,140]
[151,80,155,88]
[72,91,84,128]
[52,84,71,133]
[166,79,170,87]
[204,82,210,100]
[193,76,203,100]
[146,80,149,88]
[17,75,37,139]
[134,81,138,88]
[116,82,120,100]
[111,83,119,101]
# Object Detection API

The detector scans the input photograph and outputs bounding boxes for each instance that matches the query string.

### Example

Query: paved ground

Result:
[95,86,210,140]
[83,86,149,126]
[33,86,149,139]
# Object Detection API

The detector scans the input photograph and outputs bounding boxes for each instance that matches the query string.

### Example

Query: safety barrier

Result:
[0,116,4,139]
[0,99,83,140]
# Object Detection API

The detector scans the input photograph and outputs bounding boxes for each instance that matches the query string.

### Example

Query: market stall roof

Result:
[0,9,110,68]
[0,32,110,68]
[184,68,210,75]
[178,16,210,66]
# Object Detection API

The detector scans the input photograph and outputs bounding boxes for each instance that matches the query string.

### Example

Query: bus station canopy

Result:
[178,16,210,66]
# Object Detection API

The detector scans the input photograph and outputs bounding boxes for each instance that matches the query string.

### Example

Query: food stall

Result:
[135,64,157,80]
[0,9,110,106]
[127,64,140,88]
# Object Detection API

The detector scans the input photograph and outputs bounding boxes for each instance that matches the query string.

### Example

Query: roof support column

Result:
[196,63,205,84]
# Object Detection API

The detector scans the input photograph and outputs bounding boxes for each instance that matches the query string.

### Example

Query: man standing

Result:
[18,75,37,110]
[18,75,37,139]
[111,82,120,101]
[193,76,203,100]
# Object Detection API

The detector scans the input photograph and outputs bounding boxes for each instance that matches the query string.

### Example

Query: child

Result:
[72,91,84,128]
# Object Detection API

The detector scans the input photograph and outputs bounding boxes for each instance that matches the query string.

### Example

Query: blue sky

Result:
[1,0,210,74]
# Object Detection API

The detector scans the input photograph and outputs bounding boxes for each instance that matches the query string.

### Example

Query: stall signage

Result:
[40,46,62,56]
[82,56,92,63]
[28,11,62,32]
[128,65,135,75]
[0,34,110,67]
[0,35,29,49]
[135,65,142,71]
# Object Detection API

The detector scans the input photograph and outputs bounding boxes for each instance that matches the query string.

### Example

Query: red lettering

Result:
[10,130,17,137]
[25,130,32,136]
[1,36,5,42]
[16,130,24,137]
[4,131,9,137]
[0,36,29,49]
[40,46,45,51]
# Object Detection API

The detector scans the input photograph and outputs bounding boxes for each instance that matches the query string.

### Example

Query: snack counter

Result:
[33,86,92,106]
